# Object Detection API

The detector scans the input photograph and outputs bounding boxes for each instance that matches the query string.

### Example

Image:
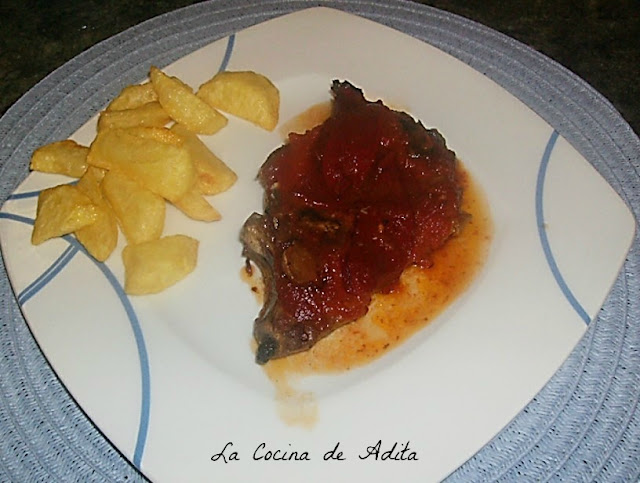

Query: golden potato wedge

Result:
[170,123,237,195]
[81,165,107,183]
[122,234,199,295]
[107,82,158,111]
[75,167,118,261]
[172,188,221,222]
[30,140,89,178]
[75,204,118,262]
[197,70,279,131]
[101,170,165,245]
[31,184,99,245]
[97,101,171,132]
[87,128,196,202]
[125,126,184,145]
[149,66,228,135]
[76,166,108,202]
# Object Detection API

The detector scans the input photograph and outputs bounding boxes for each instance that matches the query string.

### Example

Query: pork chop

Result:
[241,81,464,364]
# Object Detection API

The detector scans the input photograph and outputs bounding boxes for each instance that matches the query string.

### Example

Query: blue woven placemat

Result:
[1,1,638,481]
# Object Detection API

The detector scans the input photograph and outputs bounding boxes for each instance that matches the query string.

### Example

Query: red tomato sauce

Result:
[258,82,464,346]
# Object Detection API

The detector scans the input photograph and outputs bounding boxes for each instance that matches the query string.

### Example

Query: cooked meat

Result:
[241,81,464,364]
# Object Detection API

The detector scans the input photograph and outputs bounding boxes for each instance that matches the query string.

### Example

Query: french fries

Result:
[172,188,221,222]
[30,140,89,178]
[170,123,237,195]
[122,235,199,295]
[126,125,183,145]
[29,65,280,294]
[75,167,118,261]
[106,82,158,111]
[87,127,196,202]
[97,101,171,132]
[101,170,165,245]
[31,185,99,245]
[197,70,280,131]
[150,66,228,135]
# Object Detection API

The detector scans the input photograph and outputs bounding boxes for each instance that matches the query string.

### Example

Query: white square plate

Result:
[0,7,635,482]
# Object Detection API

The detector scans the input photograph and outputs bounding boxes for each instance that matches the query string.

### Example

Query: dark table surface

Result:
[1,0,638,136]
[0,2,638,481]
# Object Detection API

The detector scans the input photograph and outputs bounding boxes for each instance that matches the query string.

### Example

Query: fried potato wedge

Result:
[76,166,108,200]
[170,123,237,195]
[97,101,171,132]
[172,188,221,222]
[87,127,196,202]
[122,234,199,295]
[149,66,227,135]
[75,167,118,261]
[31,184,98,245]
[101,170,165,245]
[28,65,273,294]
[197,70,279,131]
[30,140,89,178]
[107,82,158,111]
[125,125,184,145]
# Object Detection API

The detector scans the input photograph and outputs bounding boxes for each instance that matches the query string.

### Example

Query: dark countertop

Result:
[1,0,638,134]
[0,2,638,481]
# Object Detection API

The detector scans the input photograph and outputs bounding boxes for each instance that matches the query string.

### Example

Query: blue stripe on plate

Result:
[0,212,35,225]
[7,190,46,200]
[535,130,591,324]
[6,180,79,201]
[218,34,235,72]
[18,244,79,305]
[0,211,151,468]
[0,34,239,468]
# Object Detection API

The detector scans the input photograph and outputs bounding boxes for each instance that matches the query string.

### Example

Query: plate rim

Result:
[0,2,638,482]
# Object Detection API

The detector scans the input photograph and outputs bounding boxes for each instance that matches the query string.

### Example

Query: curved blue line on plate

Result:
[218,34,235,72]
[83,242,150,468]
[6,180,78,201]
[0,211,151,468]
[0,33,236,467]
[0,212,36,225]
[535,130,590,324]
[18,244,79,306]
[7,189,45,200]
